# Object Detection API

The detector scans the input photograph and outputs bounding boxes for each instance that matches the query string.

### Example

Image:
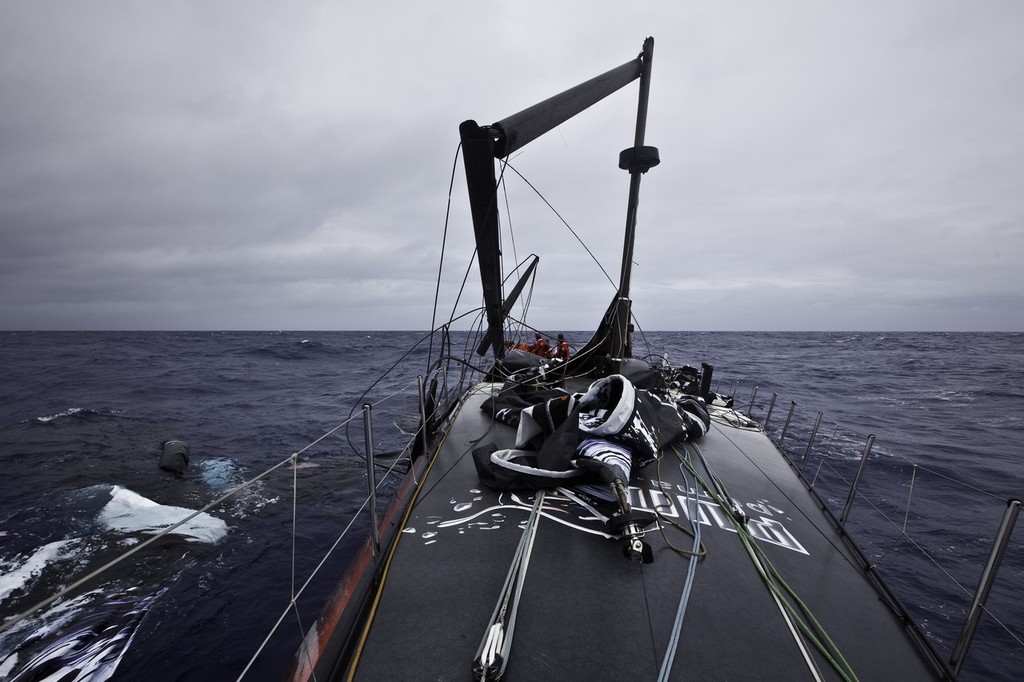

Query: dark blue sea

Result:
[1,331,1021,681]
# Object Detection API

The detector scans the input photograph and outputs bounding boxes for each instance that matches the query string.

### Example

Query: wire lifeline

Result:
[779,417,1010,608]
[238,481,376,681]
[241,418,420,678]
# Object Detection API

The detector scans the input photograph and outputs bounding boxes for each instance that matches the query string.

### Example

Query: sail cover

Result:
[474,374,709,492]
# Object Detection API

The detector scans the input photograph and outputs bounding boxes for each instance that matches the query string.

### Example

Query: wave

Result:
[33,407,88,423]
[0,539,81,605]
[0,485,227,680]
[1,584,167,682]
[243,338,347,361]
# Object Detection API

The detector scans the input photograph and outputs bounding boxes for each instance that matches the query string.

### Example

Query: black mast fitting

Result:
[618,146,660,173]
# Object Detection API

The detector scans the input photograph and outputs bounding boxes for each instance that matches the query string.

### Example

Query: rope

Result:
[428,142,463,363]
[655,452,703,681]
[503,162,618,290]
[672,443,860,682]
[650,454,705,559]
[473,489,547,680]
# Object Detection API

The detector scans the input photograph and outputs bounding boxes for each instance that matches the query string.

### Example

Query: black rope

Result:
[429,142,465,369]
[504,162,617,290]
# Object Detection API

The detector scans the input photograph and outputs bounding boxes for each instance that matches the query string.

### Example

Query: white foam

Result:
[34,408,83,423]
[0,539,77,603]
[98,486,228,543]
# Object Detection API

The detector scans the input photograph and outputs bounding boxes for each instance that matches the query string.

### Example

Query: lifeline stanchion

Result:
[746,386,759,418]
[764,393,779,431]
[949,498,1023,674]
[839,434,875,527]
[800,411,823,474]
[779,400,797,447]
[363,403,380,557]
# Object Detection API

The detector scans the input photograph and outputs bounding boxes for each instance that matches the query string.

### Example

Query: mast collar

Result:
[619,145,660,173]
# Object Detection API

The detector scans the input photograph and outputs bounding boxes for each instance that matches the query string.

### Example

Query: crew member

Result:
[529,333,551,357]
[554,333,570,361]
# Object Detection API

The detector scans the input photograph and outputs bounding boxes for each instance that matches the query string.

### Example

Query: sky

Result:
[1,1,1022,332]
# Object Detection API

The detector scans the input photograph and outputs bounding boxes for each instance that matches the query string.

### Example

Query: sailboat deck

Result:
[345,382,942,681]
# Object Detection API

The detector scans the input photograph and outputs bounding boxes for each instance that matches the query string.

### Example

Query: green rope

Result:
[670,444,859,682]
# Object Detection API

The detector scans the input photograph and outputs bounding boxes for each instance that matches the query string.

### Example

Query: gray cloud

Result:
[2,1,1022,331]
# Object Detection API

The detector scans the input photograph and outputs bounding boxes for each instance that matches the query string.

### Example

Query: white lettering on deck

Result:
[630,486,808,555]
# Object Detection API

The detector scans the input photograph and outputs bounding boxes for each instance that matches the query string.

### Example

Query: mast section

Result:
[460,38,656,360]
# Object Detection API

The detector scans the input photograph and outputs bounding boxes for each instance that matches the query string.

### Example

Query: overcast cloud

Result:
[2,1,1022,331]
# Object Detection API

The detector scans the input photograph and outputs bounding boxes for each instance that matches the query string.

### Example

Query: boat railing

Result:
[720,380,1022,680]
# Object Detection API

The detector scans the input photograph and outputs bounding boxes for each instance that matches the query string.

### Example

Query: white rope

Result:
[761,551,826,682]
[473,489,546,680]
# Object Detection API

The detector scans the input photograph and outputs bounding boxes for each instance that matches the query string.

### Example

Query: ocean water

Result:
[0,331,1021,680]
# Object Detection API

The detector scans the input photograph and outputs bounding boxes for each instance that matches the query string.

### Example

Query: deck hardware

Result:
[728,498,748,526]
[746,386,759,417]
[363,403,380,558]
[839,434,875,526]
[799,411,823,473]
[607,480,655,563]
[612,516,654,564]
[949,498,1022,674]
[699,362,714,400]
[779,400,797,447]
[764,392,779,430]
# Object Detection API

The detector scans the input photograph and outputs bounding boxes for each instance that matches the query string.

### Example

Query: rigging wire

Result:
[503,161,618,290]
[429,142,465,367]
[499,157,520,297]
